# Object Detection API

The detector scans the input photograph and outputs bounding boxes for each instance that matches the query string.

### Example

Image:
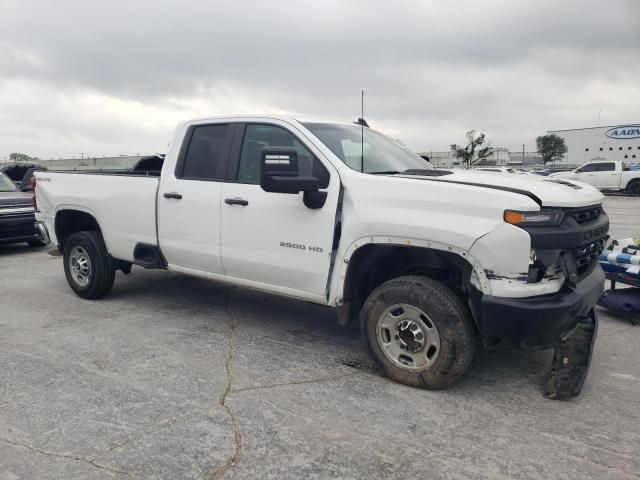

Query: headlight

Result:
[504,209,564,227]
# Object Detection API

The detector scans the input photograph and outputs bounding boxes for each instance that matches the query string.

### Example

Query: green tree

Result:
[8,152,33,163]
[450,130,493,166]
[536,134,567,164]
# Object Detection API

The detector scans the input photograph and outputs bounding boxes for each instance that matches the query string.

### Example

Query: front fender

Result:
[328,235,491,305]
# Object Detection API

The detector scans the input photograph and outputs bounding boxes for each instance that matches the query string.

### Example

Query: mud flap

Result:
[544,309,598,400]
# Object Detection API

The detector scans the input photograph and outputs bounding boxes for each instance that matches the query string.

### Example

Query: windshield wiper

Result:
[368,170,402,175]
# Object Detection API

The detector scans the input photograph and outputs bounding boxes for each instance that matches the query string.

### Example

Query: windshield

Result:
[0,172,17,192]
[303,122,433,174]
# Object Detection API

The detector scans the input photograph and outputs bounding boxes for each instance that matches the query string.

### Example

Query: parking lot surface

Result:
[1,196,639,479]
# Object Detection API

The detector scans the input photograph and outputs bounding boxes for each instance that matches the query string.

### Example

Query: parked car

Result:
[549,161,640,195]
[0,162,44,188]
[530,168,552,176]
[475,167,535,175]
[0,171,48,246]
[132,155,165,175]
[34,115,609,395]
[19,166,48,192]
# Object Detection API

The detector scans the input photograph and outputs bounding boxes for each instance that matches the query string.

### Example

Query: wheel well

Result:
[340,244,473,325]
[627,178,640,189]
[55,210,101,249]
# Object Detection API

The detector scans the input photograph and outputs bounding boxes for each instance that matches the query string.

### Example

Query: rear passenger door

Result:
[157,122,234,273]
[595,162,620,189]
[220,121,340,299]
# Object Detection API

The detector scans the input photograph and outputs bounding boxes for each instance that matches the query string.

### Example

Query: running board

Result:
[544,309,598,399]
[133,243,167,269]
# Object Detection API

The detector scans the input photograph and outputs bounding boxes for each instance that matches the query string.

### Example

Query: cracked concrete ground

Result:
[1,196,639,479]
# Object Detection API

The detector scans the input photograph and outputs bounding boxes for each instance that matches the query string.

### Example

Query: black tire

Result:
[27,239,47,247]
[63,231,115,299]
[627,181,640,196]
[360,275,476,389]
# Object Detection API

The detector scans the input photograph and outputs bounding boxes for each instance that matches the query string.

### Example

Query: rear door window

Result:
[596,163,615,172]
[177,124,232,180]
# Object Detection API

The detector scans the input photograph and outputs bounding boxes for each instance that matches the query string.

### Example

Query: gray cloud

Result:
[1,0,639,158]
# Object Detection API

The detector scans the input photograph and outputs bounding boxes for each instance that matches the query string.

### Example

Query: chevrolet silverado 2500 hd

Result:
[34,116,609,396]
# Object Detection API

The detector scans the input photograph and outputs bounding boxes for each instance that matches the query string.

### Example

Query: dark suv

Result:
[0,171,47,247]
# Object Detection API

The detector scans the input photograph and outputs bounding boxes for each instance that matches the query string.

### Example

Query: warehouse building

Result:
[420,148,541,168]
[548,123,640,165]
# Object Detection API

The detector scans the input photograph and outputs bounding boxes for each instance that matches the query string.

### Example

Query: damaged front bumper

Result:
[470,266,604,349]
[469,266,604,399]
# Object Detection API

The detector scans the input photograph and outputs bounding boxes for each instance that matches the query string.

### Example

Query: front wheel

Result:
[360,276,476,389]
[63,231,115,299]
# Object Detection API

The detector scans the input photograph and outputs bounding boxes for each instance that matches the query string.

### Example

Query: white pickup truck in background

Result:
[34,115,610,397]
[550,160,640,195]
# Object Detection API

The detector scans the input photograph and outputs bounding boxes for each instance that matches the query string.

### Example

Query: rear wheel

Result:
[63,231,115,299]
[360,275,476,389]
[627,181,640,196]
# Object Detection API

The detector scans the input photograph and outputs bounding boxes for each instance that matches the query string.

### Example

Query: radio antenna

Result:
[361,90,364,173]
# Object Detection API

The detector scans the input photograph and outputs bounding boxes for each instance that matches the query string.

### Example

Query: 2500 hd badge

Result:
[280,241,323,253]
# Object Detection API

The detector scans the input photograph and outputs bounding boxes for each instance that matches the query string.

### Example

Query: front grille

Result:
[573,238,605,278]
[568,206,602,224]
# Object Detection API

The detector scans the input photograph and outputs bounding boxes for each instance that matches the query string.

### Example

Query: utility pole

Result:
[522,144,525,164]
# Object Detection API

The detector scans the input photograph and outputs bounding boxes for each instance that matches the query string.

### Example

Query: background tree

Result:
[450,130,493,166]
[536,134,567,164]
[8,152,33,163]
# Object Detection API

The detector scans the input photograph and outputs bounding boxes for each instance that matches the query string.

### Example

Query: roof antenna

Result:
[354,91,369,173]
[361,90,364,172]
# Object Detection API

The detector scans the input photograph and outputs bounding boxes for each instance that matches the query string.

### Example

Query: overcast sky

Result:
[1,0,639,160]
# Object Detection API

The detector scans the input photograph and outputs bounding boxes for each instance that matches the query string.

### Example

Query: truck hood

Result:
[394,170,603,208]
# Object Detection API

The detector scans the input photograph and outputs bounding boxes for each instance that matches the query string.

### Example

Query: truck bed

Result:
[35,171,160,262]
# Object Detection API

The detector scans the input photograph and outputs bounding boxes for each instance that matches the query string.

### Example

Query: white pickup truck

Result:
[550,160,640,195]
[34,115,610,396]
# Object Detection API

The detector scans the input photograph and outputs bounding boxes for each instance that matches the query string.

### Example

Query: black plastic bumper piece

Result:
[544,309,598,399]
[0,213,37,244]
[473,267,605,349]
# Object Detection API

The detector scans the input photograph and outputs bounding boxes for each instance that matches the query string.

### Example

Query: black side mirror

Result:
[260,146,327,209]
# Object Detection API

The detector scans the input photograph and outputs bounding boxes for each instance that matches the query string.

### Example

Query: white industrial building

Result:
[420,147,540,168]
[548,123,640,165]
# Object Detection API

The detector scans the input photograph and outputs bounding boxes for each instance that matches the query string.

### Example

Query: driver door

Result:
[575,163,597,185]
[220,121,340,299]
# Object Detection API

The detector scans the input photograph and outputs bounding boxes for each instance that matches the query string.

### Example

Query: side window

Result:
[577,164,596,173]
[596,163,615,172]
[178,124,229,180]
[238,124,329,188]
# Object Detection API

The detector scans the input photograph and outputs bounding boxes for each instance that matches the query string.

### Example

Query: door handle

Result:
[163,192,183,199]
[225,197,249,206]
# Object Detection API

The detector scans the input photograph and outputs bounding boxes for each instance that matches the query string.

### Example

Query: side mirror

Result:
[260,146,327,209]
